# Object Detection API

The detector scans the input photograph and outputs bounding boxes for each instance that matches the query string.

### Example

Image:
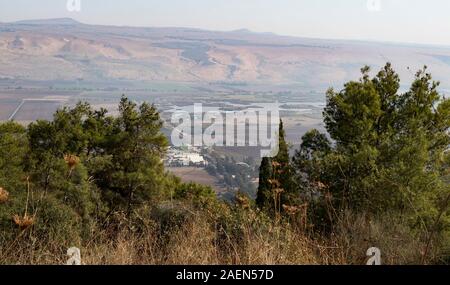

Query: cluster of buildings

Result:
[165,146,207,167]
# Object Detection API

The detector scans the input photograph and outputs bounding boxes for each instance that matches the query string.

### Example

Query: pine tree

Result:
[256,120,295,213]
[275,120,295,204]
[292,129,331,196]
[256,157,272,209]
[320,63,449,217]
[96,96,169,214]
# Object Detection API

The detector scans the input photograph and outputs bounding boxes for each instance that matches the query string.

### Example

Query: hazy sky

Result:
[1,0,450,46]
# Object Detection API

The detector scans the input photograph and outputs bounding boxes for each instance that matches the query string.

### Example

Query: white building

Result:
[166,147,207,167]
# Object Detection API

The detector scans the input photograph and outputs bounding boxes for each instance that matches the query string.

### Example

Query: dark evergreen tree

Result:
[292,129,331,195]
[306,63,450,230]
[256,120,295,213]
[256,157,272,209]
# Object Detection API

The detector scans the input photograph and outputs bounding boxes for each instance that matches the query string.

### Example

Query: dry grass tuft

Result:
[0,187,9,203]
[12,214,35,229]
[64,154,80,169]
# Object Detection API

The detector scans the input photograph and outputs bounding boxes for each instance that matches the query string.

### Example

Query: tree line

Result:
[257,64,450,253]
[0,96,214,245]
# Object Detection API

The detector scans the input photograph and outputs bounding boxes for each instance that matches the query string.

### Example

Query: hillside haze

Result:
[1,18,450,91]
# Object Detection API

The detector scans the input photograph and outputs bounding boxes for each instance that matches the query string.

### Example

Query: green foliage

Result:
[205,152,258,198]
[275,120,295,202]
[256,157,272,209]
[0,96,174,247]
[33,194,83,245]
[256,120,295,214]
[293,63,450,241]
[93,97,169,213]
[293,129,331,191]
[0,122,27,190]
[174,182,216,206]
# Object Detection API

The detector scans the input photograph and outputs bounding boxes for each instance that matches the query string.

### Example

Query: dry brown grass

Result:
[0,207,442,265]
[329,211,428,265]
[78,216,319,265]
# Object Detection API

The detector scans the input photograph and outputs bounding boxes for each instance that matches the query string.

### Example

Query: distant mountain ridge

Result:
[13,18,82,26]
[1,18,450,90]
